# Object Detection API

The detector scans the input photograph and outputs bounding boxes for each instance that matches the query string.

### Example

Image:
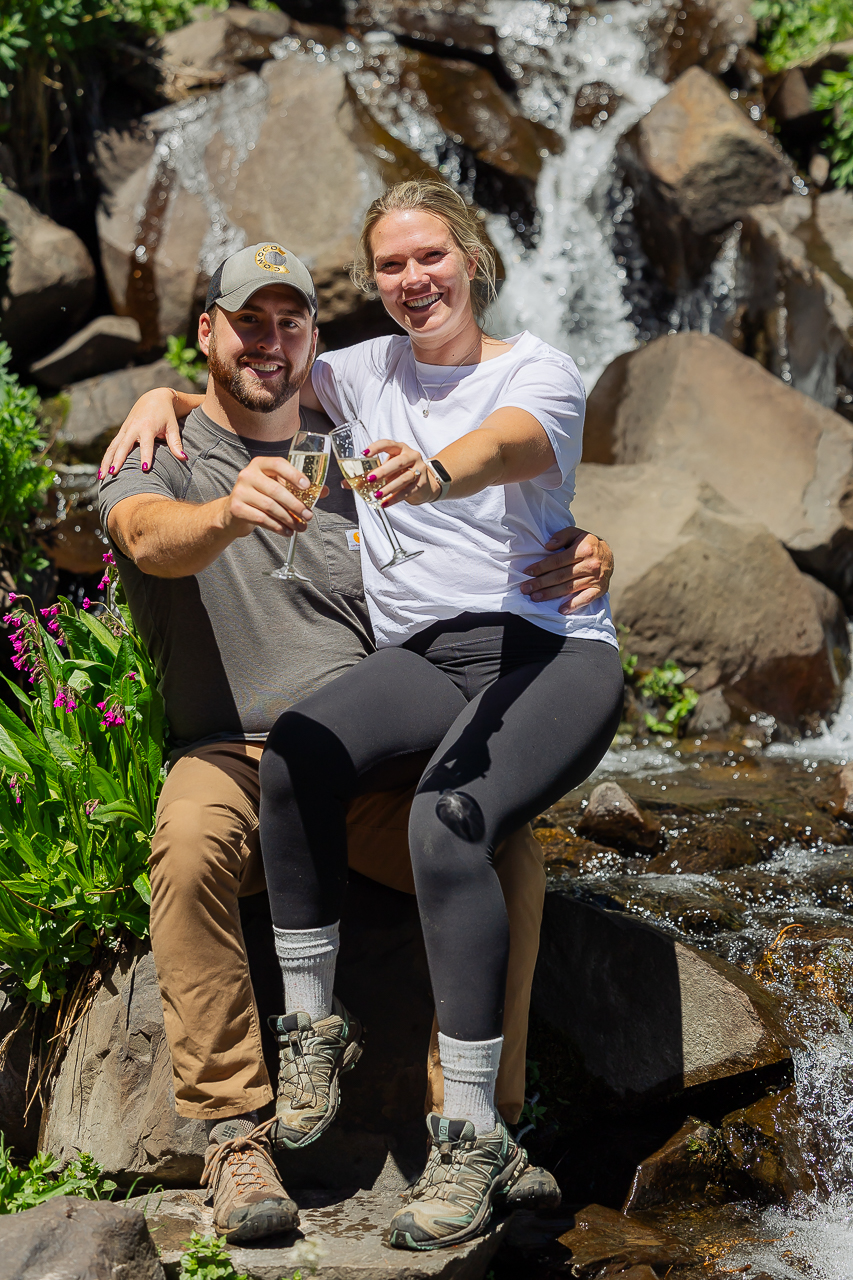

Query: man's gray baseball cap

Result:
[206,242,318,318]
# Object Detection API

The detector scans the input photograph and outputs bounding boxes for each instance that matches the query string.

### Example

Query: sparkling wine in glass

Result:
[267,429,331,582]
[329,420,423,572]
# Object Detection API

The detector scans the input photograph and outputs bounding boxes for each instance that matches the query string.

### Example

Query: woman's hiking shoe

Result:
[505,1163,562,1210]
[268,997,364,1150]
[201,1117,299,1243]
[389,1113,528,1250]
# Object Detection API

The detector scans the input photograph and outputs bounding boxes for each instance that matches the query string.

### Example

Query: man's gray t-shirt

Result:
[98,406,374,753]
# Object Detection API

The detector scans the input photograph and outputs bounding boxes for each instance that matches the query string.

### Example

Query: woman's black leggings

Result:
[259,613,624,1042]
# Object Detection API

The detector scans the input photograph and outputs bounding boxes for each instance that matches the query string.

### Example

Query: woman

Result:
[103,180,623,1250]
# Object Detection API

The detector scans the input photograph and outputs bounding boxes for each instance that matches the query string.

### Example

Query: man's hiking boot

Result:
[389,1113,527,1250]
[505,1163,561,1210]
[201,1117,298,1243]
[268,997,364,1150]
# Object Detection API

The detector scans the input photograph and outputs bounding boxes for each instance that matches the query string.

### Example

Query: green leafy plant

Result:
[0,339,52,580]
[178,1233,250,1280]
[0,552,166,1005]
[752,0,853,72]
[813,61,853,187]
[0,1135,116,1213]
[165,334,207,384]
[637,659,699,735]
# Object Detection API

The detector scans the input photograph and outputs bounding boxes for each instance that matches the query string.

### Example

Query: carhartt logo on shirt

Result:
[346,530,361,550]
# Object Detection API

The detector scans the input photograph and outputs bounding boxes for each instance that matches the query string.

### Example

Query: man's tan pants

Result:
[149,742,545,1125]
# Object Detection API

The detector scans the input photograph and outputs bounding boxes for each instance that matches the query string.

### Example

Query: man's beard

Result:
[207,328,312,414]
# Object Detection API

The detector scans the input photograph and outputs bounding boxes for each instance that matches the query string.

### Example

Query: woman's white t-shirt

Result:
[312,331,617,652]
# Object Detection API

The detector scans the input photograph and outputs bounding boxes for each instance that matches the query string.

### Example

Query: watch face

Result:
[431,459,452,484]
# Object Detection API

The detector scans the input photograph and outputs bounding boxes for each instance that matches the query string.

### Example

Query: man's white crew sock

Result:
[274,922,340,1023]
[438,1032,503,1135]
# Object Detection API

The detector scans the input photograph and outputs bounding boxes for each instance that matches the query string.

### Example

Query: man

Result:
[99,242,614,1244]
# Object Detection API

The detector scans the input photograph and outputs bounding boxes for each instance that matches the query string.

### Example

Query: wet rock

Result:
[346,0,500,58]
[622,1117,730,1212]
[0,1196,165,1280]
[571,81,623,131]
[39,464,105,576]
[29,315,141,390]
[583,331,853,615]
[651,0,757,83]
[648,821,758,874]
[161,7,291,89]
[739,195,853,410]
[143,1184,508,1279]
[532,889,792,1102]
[688,687,732,733]
[556,1204,690,1275]
[826,763,853,819]
[576,782,662,852]
[60,359,197,448]
[571,459,849,726]
[619,67,790,291]
[749,922,853,1020]
[0,186,95,363]
[722,1087,817,1202]
[97,53,381,346]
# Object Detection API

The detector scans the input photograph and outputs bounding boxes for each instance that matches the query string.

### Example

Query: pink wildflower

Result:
[102,550,116,566]
[84,799,100,817]
[82,598,91,610]
[8,593,16,602]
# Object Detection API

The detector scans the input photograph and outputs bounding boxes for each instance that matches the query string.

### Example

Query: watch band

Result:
[426,458,453,501]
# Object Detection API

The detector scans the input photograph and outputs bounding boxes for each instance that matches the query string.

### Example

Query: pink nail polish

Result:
[97,470,102,480]
[108,466,115,475]
[142,462,149,472]
[362,449,371,456]
[181,452,188,461]
[367,473,376,482]
[374,489,384,499]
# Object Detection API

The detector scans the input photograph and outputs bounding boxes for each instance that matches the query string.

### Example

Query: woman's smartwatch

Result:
[426,458,453,501]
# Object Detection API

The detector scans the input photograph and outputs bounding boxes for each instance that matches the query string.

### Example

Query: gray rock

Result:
[739,194,853,410]
[571,461,849,726]
[161,7,291,87]
[140,1186,509,1280]
[0,1196,165,1280]
[60,359,198,448]
[30,315,141,389]
[815,188,853,295]
[582,332,853,616]
[0,185,95,362]
[687,687,732,734]
[532,888,793,1101]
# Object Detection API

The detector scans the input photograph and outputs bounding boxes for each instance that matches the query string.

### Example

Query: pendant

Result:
[422,408,430,417]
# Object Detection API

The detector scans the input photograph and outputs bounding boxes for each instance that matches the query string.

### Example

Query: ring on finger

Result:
[413,467,421,479]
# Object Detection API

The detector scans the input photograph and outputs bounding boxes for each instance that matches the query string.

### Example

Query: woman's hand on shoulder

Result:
[521,528,614,616]
[99,387,196,478]
[362,439,440,507]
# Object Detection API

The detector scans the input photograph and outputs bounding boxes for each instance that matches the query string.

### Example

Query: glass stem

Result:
[378,507,407,554]
[282,530,298,575]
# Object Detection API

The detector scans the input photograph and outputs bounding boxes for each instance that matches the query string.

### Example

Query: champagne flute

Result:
[329,420,423,572]
[266,429,331,582]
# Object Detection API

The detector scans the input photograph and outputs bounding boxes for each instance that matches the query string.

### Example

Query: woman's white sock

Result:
[438,1033,503,1135]
[273,922,340,1022]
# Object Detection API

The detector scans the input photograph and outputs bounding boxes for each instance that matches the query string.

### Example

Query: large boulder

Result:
[160,6,292,91]
[30,315,141,390]
[531,888,793,1102]
[619,66,792,289]
[0,1197,165,1280]
[60,359,197,449]
[739,195,853,410]
[96,50,385,347]
[571,461,849,725]
[583,332,853,613]
[0,186,95,363]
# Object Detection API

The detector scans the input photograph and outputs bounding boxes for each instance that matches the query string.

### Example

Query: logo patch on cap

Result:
[255,244,290,275]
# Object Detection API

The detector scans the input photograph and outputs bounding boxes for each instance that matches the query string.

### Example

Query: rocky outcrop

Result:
[571,460,849,725]
[60,359,197,448]
[651,0,757,82]
[30,315,141,390]
[583,332,853,615]
[160,6,291,91]
[0,186,95,363]
[619,67,791,290]
[96,51,384,348]
[532,888,793,1102]
[0,1197,165,1280]
[739,194,853,410]
[0,987,40,1157]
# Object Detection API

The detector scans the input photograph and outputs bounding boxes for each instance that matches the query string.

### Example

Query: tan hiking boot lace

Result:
[201,1120,280,1198]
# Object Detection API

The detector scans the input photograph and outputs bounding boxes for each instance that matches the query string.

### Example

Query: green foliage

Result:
[0,555,166,1005]
[165,334,207,384]
[752,0,853,72]
[0,340,52,568]
[0,1135,115,1213]
[179,1234,250,1280]
[637,659,699,735]
[813,61,853,187]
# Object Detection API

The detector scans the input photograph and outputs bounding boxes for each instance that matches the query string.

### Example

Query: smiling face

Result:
[199,283,317,414]
[370,210,478,344]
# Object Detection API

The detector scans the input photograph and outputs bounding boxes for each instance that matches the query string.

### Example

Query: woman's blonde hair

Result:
[350,178,497,319]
